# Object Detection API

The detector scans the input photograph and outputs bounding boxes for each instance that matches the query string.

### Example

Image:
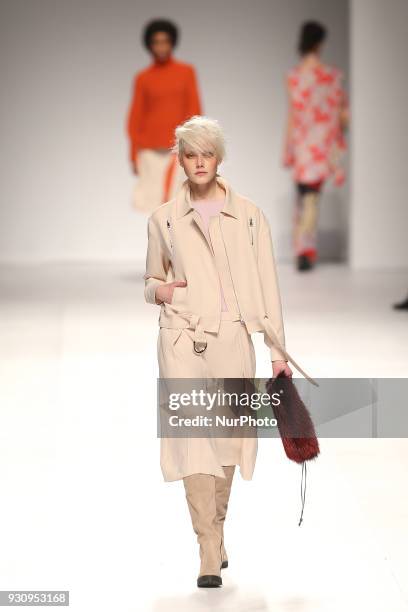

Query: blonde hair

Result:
[172,115,226,162]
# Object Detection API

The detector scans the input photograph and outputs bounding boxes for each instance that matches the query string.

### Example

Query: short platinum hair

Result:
[172,115,226,162]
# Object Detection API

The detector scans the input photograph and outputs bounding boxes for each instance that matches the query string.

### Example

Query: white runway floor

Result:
[0,261,407,611]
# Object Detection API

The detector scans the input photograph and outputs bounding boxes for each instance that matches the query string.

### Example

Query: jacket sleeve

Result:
[257,210,288,362]
[184,66,202,119]
[143,215,171,304]
[126,73,145,164]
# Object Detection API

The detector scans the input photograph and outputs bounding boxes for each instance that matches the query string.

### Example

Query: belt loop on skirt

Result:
[189,311,243,353]
[189,313,208,354]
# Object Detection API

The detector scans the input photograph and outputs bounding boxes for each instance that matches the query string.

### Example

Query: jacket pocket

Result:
[170,284,188,307]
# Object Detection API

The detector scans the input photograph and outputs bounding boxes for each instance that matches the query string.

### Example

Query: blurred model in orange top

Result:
[282,21,349,270]
[126,19,202,213]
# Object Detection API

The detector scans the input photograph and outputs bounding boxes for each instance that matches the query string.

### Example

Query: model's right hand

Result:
[155,281,187,305]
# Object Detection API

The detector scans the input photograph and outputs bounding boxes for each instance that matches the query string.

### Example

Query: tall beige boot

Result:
[183,473,223,588]
[215,465,235,569]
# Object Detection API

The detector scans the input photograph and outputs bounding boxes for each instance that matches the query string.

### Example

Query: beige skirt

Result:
[157,312,258,481]
[133,149,186,214]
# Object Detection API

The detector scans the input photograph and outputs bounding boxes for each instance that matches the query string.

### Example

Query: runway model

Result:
[283,21,349,270]
[143,116,317,587]
[126,19,202,213]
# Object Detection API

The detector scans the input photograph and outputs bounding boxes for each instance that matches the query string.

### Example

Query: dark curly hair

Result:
[298,21,327,55]
[143,19,179,50]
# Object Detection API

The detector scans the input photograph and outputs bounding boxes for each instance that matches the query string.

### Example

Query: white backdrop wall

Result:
[0,0,349,264]
[350,0,408,269]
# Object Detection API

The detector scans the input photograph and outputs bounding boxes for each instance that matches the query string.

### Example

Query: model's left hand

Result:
[272,360,293,379]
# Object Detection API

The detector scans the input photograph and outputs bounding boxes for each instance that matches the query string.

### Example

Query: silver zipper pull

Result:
[167,219,173,250]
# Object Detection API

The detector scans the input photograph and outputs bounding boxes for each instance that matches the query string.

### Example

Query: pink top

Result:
[191,198,228,311]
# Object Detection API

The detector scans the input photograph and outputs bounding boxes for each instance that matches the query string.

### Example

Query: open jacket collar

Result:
[175,175,240,220]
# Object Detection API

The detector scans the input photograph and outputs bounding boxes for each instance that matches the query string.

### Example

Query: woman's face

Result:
[149,32,173,62]
[180,144,219,186]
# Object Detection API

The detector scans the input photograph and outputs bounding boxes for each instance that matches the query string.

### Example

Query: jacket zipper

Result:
[249,217,254,245]
[166,219,173,251]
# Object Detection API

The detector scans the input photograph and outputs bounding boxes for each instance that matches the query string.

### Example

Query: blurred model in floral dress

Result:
[283,21,349,270]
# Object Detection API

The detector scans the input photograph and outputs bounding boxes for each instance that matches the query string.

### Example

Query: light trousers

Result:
[133,149,186,214]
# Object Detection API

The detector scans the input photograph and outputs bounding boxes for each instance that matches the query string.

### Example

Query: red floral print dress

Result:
[285,63,348,186]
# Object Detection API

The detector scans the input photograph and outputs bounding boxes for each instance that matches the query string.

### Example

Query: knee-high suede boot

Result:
[183,473,223,588]
[215,465,235,569]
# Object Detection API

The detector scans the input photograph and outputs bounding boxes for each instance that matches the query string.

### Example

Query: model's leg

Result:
[215,465,235,568]
[163,152,186,202]
[207,323,256,570]
[132,149,169,214]
[183,473,223,587]
[293,183,302,262]
[294,182,322,270]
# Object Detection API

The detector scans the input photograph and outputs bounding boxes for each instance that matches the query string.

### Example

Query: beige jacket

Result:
[143,175,318,386]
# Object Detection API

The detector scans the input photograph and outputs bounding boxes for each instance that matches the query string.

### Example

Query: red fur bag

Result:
[266,374,320,525]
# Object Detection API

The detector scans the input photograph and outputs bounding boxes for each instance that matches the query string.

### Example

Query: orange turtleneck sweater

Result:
[126,56,202,163]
